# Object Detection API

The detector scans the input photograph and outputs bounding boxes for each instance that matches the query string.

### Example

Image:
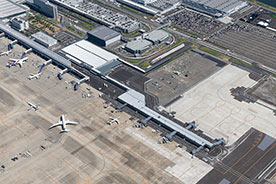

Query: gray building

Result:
[144,30,169,44]
[131,0,157,5]
[182,0,248,17]
[11,18,29,31]
[125,39,152,55]
[31,31,57,48]
[28,0,58,18]
[87,26,121,47]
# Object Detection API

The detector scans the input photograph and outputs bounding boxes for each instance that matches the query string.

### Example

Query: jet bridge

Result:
[38,59,52,73]
[118,89,225,151]
[24,48,32,54]
[57,68,68,80]
[8,40,17,51]
[140,116,152,127]
[74,76,89,91]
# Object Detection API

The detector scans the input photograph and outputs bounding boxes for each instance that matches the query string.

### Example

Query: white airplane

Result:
[7,57,28,68]
[0,50,11,56]
[107,116,120,125]
[28,73,41,80]
[49,115,78,133]
[27,102,40,111]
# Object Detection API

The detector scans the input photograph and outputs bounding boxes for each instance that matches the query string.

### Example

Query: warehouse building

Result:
[87,26,121,47]
[0,0,26,20]
[131,0,157,5]
[182,0,248,17]
[144,29,169,44]
[31,31,57,48]
[125,39,152,55]
[117,0,158,15]
[60,40,121,74]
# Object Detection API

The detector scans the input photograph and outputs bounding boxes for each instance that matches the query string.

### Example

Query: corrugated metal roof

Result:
[31,31,57,46]
[145,30,169,42]
[125,39,152,51]
[189,0,246,13]
[0,0,26,19]
[87,26,121,41]
[61,40,119,69]
[97,59,121,74]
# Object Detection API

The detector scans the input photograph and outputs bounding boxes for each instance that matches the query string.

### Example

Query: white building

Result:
[0,0,26,20]
[60,40,121,74]
[31,31,57,48]
[182,0,248,17]
[11,18,29,31]
[131,0,158,5]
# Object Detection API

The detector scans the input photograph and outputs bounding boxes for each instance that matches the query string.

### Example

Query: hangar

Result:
[60,40,121,74]
[87,26,121,47]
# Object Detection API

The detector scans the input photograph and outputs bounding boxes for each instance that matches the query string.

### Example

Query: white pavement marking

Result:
[167,65,276,145]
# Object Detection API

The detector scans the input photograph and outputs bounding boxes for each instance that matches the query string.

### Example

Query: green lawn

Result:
[272,14,276,18]
[141,61,150,69]
[66,25,75,32]
[199,46,220,56]
[123,58,144,64]
[77,31,84,37]
[231,58,251,66]
[231,58,241,65]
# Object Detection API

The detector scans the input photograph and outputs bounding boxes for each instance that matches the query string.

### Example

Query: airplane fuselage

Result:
[61,115,67,131]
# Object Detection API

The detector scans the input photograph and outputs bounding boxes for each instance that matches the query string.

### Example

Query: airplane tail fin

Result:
[60,129,69,133]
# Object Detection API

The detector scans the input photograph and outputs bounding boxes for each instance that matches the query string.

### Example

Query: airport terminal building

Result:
[182,0,248,17]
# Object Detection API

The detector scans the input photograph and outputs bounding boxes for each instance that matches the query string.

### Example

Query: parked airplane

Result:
[7,57,28,68]
[107,117,120,125]
[28,73,41,80]
[27,102,40,111]
[49,115,78,133]
[0,50,11,56]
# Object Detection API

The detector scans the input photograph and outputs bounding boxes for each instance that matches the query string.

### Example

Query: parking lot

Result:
[168,8,224,37]
[53,31,78,46]
[146,49,226,106]
[53,0,140,33]
[209,22,276,70]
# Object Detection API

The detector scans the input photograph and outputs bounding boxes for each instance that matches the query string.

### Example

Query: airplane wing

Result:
[65,121,78,125]
[49,121,63,129]
[18,61,23,68]
[9,58,17,62]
